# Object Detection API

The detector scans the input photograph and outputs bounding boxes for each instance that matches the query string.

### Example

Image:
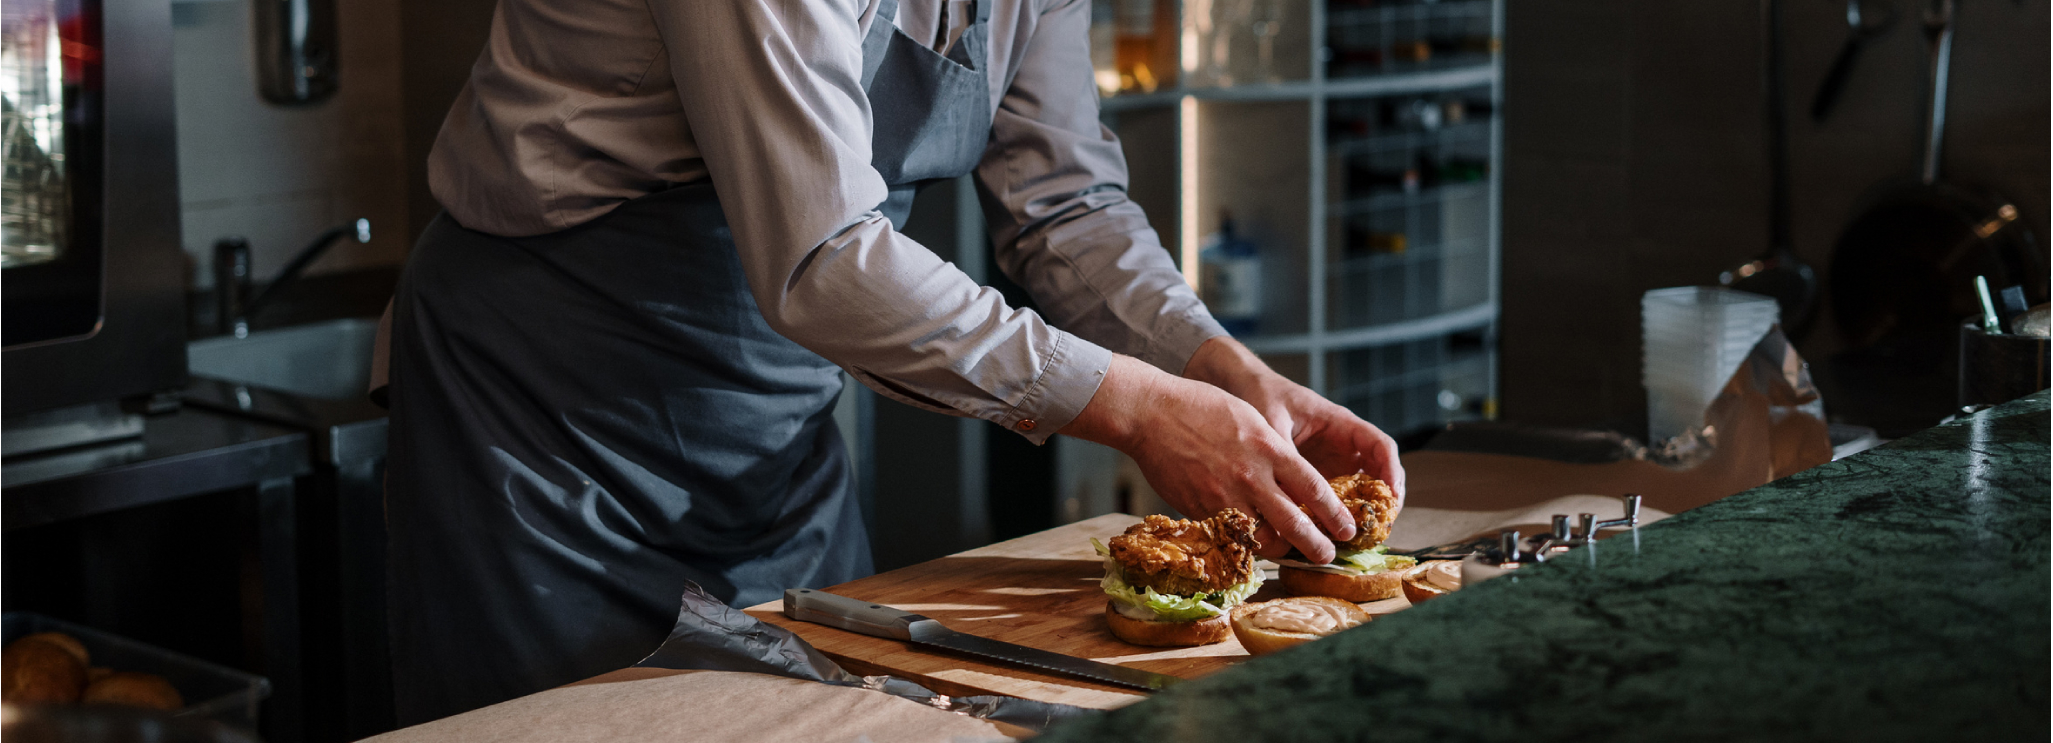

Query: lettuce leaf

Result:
[1091,538,1264,622]
[1330,545,1417,575]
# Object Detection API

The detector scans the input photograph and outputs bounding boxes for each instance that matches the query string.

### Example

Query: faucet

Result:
[214,218,370,338]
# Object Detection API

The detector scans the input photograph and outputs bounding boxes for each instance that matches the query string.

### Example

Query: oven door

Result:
[2,0,185,416]
[3,0,104,346]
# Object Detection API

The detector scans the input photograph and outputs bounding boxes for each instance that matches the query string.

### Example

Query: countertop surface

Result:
[2,406,309,529]
[1036,392,2050,742]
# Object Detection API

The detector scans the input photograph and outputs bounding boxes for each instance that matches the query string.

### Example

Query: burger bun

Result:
[1279,565,1403,602]
[1400,560,1462,604]
[1103,602,1231,647]
[1228,597,1371,656]
[81,671,184,711]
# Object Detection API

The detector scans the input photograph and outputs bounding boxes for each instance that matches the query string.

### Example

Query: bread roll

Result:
[1400,560,1462,604]
[2,637,88,704]
[17,634,87,666]
[81,672,183,711]
[1102,602,1231,647]
[1278,565,1403,602]
[1228,597,1371,656]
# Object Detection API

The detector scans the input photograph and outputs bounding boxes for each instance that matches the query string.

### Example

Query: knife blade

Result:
[783,588,1182,693]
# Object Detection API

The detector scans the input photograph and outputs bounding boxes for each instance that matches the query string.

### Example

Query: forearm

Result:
[989,195,1226,375]
[978,0,1225,375]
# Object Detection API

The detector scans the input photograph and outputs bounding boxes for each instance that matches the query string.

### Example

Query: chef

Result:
[381,0,1404,724]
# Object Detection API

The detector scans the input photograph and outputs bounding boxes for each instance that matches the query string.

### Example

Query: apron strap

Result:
[946,0,988,70]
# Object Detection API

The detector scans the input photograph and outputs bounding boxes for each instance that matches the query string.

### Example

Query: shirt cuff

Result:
[995,331,1114,445]
[1136,307,1231,377]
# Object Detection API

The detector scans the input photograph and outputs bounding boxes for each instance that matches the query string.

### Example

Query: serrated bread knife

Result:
[783,588,1182,692]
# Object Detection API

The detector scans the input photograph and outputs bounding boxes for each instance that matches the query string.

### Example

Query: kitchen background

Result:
[4,0,2046,741]
[170,0,2052,455]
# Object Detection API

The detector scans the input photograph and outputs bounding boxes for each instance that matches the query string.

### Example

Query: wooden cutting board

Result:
[743,513,1413,709]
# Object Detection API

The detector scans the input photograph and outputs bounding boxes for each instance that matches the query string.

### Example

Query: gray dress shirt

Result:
[427,0,1225,443]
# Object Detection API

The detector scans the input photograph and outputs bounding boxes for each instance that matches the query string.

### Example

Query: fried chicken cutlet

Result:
[1317,473,1400,551]
[1107,509,1260,597]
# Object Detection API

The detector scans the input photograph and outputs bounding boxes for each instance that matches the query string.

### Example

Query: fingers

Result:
[1251,486,1333,564]
[1251,523,1285,559]
[1272,446,1355,543]
[1254,399,1297,446]
[1300,400,1405,502]
[1351,418,1406,504]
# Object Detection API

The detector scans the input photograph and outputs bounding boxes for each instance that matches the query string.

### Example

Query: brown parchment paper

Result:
[1396,325,1831,528]
[1382,495,1674,552]
[359,668,1021,743]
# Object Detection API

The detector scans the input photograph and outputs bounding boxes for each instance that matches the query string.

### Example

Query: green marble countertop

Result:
[1039,392,2049,743]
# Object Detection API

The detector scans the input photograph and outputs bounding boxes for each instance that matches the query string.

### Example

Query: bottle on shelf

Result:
[1250,0,1286,83]
[1344,157,1421,196]
[1390,39,1432,64]
[1187,0,1223,87]
[1329,110,1376,139]
[1199,211,1264,336]
[1435,157,1489,185]
[1091,0,1120,96]
[1441,98,1467,125]
[1114,0,1178,93]
[1392,97,1444,132]
[1343,225,1408,256]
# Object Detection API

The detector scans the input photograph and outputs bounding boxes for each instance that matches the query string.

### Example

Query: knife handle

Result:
[783,588,927,641]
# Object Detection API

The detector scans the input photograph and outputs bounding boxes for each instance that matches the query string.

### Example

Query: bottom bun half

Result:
[1400,560,1461,604]
[1228,596,1372,656]
[1102,602,1232,647]
[1279,565,1403,602]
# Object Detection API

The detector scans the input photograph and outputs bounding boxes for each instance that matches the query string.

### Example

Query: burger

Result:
[1274,474,1415,602]
[1092,509,1264,647]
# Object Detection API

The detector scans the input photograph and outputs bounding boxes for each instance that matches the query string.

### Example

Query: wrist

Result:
[1058,355,1162,451]
[1182,336,1275,399]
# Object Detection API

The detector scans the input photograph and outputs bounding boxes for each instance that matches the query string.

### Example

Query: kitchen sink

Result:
[187,318,380,401]
[185,317,386,465]
[185,316,397,736]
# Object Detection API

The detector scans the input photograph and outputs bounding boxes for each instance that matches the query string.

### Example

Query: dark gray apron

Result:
[382,0,992,724]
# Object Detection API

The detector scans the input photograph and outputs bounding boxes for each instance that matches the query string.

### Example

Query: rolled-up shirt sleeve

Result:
[977,0,1228,376]
[651,0,1109,443]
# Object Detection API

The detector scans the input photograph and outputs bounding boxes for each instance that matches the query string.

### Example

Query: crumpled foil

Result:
[1650,323,1831,476]
[636,583,1101,733]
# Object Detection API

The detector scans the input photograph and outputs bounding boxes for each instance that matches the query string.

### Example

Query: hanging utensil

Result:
[1720,0,1819,335]
[1824,0,2046,432]
[1811,0,1898,122]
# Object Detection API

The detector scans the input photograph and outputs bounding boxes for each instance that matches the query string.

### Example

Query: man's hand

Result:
[1061,356,1356,563]
[1181,338,1407,549]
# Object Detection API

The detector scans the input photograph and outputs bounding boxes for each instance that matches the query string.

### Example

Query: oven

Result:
[3,0,186,454]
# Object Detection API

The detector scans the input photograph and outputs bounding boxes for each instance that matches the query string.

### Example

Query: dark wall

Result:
[1499,0,2050,435]
[399,3,502,242]
[171,0,409,287]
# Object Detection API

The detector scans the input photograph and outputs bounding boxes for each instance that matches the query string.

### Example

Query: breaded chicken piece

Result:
[1310,474,1400,551]
[1108,509,1260,597]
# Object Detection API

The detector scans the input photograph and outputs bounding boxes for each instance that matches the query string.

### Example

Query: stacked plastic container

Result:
[1642,287,1780,442]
